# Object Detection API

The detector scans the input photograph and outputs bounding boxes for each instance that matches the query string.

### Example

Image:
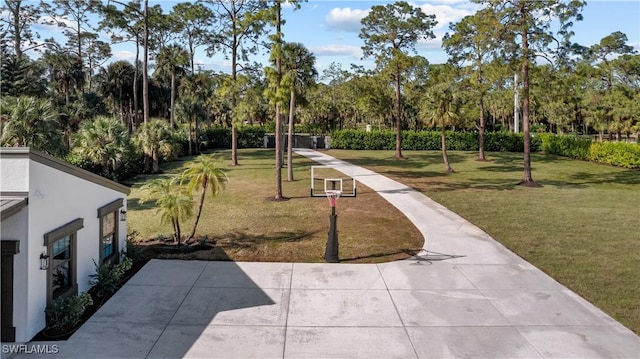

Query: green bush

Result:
[45,293,93,333]
[330,129,534,152]
[203,127,266,149]
[590,142,640,169]
[539,133,591,160]
[88,257,133,297]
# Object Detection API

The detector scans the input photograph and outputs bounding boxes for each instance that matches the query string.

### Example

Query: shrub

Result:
[203,127,266,149]
[330,129,532,152]
[539,133,591,160]
[88,257,133,297]
[45,293,93,333]
[590,141,640,169]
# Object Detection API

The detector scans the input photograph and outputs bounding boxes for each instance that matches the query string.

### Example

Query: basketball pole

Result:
[325,205,339,263]
[324,181,339,263]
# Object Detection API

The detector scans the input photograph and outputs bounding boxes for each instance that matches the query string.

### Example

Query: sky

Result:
[18,0,640,75]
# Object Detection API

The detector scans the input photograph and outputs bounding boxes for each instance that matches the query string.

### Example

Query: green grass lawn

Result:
[327,149,640,335]
[126,149,423,263]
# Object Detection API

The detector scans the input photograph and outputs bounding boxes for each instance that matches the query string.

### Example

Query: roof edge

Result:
[0,147,131,195]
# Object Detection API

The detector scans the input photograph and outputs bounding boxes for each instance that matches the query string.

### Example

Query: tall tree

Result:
[155,44,189,128]
[99,0,144,127]
[181,154,228,241]
[170,2,213,75]
[421,73,461,173]
[204,0,270,166]
[360,1,437,159]
[42,0,103,94]
[477,0,585,186]
[443,8,502,161]
[0,0,44,58]
[281,42,317,181]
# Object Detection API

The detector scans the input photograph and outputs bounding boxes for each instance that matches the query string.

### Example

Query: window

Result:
[101,212,115,260]
[97,199,123,265]
[44,219,83,304]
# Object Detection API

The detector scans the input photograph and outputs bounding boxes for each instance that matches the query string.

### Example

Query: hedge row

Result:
[329,129,543,152]
[539,133,640,169]
[202,127,266,149]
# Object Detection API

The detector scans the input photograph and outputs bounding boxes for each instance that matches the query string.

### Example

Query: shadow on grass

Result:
[570,170,640,185]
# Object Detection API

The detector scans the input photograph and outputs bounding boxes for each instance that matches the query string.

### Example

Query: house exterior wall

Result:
[1,207,29,342]
[1,149,129,342]
[23,161,128,341]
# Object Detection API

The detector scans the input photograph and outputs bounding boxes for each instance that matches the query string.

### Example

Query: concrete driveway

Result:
[17,150,640,358]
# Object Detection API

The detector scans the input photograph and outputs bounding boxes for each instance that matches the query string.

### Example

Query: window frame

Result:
[43,219,82,304]
[97,199,123,266]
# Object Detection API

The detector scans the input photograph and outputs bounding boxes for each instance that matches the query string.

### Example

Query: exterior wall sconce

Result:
[120,209,127,221]
[39,252,49,270]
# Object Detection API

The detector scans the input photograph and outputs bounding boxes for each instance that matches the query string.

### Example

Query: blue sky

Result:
[20,0,640,74]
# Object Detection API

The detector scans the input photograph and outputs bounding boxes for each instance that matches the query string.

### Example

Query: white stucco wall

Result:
[22,160,128,342]
[1,207,29,342]
[0,157,28,191]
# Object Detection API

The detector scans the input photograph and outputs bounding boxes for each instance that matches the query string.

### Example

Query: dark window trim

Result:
[43,219,84,246]
[98,200,121,265]
[97,198,123,218]
[45,232,78,305]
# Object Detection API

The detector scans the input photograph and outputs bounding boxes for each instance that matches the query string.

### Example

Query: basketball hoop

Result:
[326,190,341,208]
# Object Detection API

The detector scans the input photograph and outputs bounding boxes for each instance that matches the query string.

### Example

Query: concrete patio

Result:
[13,149,640,358]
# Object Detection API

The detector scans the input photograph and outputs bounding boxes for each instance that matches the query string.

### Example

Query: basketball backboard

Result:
[310,166,357,197]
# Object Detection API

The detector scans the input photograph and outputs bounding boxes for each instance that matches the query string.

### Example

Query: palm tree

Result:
[140,177,193,245]
[181,154,228,241]
[1,96,65,157]
[96,61,136,129]
[155,44,189,128]
[73,116,130,178]
[134,119,173,173]
[421,83,461,173]
[175,94,203,156]
[281,42,317,181]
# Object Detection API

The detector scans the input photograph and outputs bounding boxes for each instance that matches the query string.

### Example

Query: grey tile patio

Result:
[284,327,417,359]
[169,287,288,326]
[389,289,510,327]
[126,259,207,287]
[287,289,402,327]
[147,325,286,359]
[518,325,640,359]
[377,262,475,290]
[407,326,543,359]
[291,263,387,289]
[194,262,292,289]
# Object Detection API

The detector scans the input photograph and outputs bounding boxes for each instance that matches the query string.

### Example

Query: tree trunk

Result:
[478,96,486,161]
[441,126,454,173]
[133,36,140,129]
[287,87,295,181]
[394,71,404,159]
[189,178,208,240]
[152,150,159,173]
[231,22,239,166]
[274,2,284,200]
[142,0,149,124]
[170,71,176,128]
[520,22,539,187]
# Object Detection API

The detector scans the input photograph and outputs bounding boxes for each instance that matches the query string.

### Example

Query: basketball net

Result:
[326,190,341,208]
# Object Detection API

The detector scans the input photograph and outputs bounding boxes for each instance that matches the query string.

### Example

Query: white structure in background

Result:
[0,148,130,342]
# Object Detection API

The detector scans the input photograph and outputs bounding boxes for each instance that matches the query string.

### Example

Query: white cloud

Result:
[325,7,369,33]
[415,3,475,30]
[112,50,135,61]
[311,44,363,59]
[416,32,445,52]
